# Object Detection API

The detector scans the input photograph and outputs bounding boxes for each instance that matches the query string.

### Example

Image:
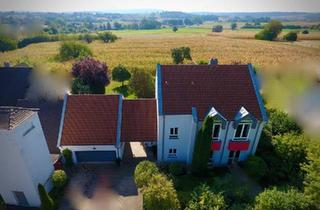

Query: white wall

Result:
[157,115,197,164]
[0,113,53,207]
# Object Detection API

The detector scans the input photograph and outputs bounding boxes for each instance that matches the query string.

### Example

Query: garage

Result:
[75,151,116,163]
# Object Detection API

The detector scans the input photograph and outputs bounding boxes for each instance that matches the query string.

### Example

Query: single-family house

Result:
[0,107,54,207]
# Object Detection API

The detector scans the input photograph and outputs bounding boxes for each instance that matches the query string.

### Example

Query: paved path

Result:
[229,163,263,198]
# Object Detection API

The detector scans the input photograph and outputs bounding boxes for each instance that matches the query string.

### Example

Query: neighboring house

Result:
[0,107,54,207]
[57,95,157,163]
[156,63,268,166]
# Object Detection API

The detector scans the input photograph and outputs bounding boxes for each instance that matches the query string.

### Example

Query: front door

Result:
[13,191,29,206]
[228,150,240,164]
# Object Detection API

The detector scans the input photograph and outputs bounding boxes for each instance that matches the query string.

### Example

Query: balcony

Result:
[228,140,250,151]
[211,141,222,151]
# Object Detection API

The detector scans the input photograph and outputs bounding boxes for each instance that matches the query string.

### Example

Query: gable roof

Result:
[158,64,265,121]
[121,99,157,142]
[0,67,32,106]
[60,95,120,146]
[0,106,36,130]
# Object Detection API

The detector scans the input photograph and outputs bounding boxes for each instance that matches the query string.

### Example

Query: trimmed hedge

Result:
[52,170,68,190]
[38,184,54,210]
[62,148,73,167]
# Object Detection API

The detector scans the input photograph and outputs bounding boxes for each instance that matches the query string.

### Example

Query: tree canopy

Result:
[129,68,154,98]
[255,20,283,41]
[112,64,131,86]
[171,47,192,64]
[58,41,92,61]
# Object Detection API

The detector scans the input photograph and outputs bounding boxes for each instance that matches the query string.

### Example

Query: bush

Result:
[283,31,298,42]
[268,108,301,135]
[112,64,131,86]
[0,35,17,52]
[302,30,309,34]
[168,162,184,176]
[52,170,68,190]
[244,156,268,181]
[129,68,154,98]
[38,184,54,210]
[197,60,208,65]
[185,184,226,210]
[71,77,92,94]
[253,188,313,210]
[58,41,92,61]
[172,26,178,32]
[142,173,180,210]
[231,22,237,30]
[71,57,109,94]
[62,148,73,167]
[255,20,283,41]
[212,25,223,32]
[98,32,118,43]
[171,47,192,64]
[134,160,160,188]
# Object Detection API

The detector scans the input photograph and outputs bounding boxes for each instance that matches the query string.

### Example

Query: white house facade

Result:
[0,107,54,207]
[156,63,268,166]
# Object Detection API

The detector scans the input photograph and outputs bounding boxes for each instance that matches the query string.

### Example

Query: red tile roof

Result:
[160,64,263,120]
[121,99,157,142]
[60,95,120,146]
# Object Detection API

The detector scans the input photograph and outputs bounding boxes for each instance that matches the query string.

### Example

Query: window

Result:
[234,123,251,139]
[169,127,179,139]
[212,124,221,140]
[168,148,177,157]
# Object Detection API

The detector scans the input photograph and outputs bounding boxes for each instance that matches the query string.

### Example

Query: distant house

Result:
[156,63,268,165]
[0,107,54,207]
[57,95,157,163]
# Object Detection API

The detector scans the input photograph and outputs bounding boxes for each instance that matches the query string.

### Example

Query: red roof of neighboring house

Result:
[60,95,120,146]
[160,64,263,120]
[121,99,157,142]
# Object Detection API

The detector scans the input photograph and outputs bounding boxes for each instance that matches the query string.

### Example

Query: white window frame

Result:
[234,123,251,140]
[212,123,222,141]
[169,127,179,139]
[168,148,177,157]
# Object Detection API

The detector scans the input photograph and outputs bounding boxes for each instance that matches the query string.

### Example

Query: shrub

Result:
[231,22,237,30]
[134,160,160,188]
[255,20,283,41]
[0,35,17,52]
[172,26,178,32]
[283,31,298,42]
[168,162,184,176]
[81,33,94,43]
[197,60,208,65]
[18,34,57,48]
[112,64,131,86]
[212,25,223,32]
[71,77,92,94]
[142,173,180,210]
[171,47,192,64]
[62,148,73,167]
[302,30,309,34]
[253,188,313,210]
[129,68,154,98]
[52,170,68,190]
[71,57,109,94]
[244,156,268,181]
[98,32,118,43]
[58,41,92,61]
[185,184,226,210]
[268,108,301,135]
[38,184,54,210]
[191,116,214,176]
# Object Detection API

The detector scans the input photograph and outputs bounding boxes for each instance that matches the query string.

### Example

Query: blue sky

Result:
[0,0,319,12]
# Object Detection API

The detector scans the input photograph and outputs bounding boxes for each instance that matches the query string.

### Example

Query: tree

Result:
[302,142,320,208]
[52,170,68,190]
[0,35,17,52]
[253,188,312,210]
[302,30,309,34]
[171,47,192,64]
[58,41,92,61]
[255,20,283,41]
[186,184,226,210]
[98,32,118,43]
[112,65,131,86]
[62,148,73,167]
[142,173,180,210]
[268,108,301,136]
[231,22,237,30]
[139,18,162,30]
[113,22,122,30]
[283,31,298,42]
[172,26,178,32]
[106,22,112,30]
[71,77,92,94]
[82,33,94,43]
[38,184,54,210]
[0,193,5,208]
[212,25,223,32]
[71,58,109,94]
[244,156,268,181]
[134,160,160,188]
[129,68,154,98]
[191,116,214,176]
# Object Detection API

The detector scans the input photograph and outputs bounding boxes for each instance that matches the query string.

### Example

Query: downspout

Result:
[116,95,123,159]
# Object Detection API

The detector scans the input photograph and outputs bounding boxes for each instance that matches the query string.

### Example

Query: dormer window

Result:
[169,127,179,139]
[212,124,221,141]
[234,123,251,140]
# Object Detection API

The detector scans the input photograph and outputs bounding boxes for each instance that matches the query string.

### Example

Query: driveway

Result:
[59,143,153,210]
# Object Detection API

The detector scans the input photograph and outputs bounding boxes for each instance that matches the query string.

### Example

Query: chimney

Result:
[209,58,218,65]
[3,62,11,67]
